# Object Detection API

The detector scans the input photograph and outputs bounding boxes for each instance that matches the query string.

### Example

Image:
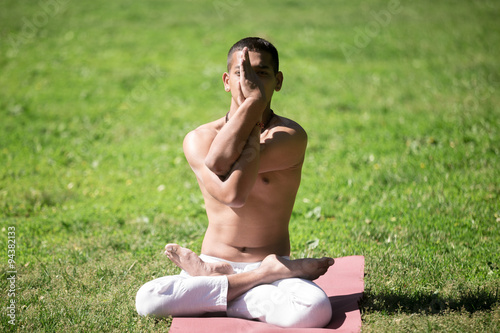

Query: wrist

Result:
[244,96,267,109]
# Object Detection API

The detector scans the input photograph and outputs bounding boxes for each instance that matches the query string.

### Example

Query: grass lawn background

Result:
[1,0,499,331]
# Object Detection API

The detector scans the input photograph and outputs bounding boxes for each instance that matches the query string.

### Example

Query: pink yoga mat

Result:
[170,255,365,333]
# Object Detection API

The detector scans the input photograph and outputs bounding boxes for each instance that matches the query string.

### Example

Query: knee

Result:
[135,283,158,316]
[276,292,332,328]
[266,279,332,328]
[302,292,332,328]
[135,278,177,317]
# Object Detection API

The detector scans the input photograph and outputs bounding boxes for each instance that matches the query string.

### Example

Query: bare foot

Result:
[164,244,234,276]
[259,254,334,281]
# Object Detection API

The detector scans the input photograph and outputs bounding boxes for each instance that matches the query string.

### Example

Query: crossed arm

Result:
[183,47,307,207]
[184,124,261,207]
[204,47,267,176]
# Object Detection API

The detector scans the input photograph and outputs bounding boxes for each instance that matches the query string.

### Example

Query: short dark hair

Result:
[227,37,279,74]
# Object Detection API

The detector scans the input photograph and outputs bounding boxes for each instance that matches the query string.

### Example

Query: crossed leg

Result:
[164,243,334,301]
[136,244,334,328]
[164,244,235,276]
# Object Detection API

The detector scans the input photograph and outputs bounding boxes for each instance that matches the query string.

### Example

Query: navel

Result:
[262,177,270,184]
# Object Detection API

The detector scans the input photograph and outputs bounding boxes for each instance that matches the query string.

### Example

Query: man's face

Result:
[223,50,283,106]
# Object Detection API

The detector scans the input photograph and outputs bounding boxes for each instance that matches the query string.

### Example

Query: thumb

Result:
[237,81,245,105]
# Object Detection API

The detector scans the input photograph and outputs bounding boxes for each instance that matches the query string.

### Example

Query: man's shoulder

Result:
[272,114,307,141]
[184,116,228,159]
[185,118,223,141]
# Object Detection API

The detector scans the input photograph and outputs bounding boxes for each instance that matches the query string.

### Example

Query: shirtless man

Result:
[135,37,334,328]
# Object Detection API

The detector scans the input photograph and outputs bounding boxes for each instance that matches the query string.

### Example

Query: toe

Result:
[165,243,179,252]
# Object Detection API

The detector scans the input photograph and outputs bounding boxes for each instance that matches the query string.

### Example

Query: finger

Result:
[241,47,248,62]
[239,47,247,77]
[237,81,245,105]
[242,47,251,74]
[238,47,247,62]
[239,50,247,97]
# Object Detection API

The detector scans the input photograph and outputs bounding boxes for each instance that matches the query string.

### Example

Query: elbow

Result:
[227,197,246,208]
[217,187,248,208]
[221,192,247,208]
[206,177,248,208]
[205,157,231,177]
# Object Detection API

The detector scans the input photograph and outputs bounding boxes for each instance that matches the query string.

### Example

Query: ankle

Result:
[258,263,290,283]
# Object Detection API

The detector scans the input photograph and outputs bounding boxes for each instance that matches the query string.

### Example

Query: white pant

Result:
[135,255,332,328]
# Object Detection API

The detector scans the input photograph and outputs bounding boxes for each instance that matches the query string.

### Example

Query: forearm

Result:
[205,98,266,176]
[214,125,261,207]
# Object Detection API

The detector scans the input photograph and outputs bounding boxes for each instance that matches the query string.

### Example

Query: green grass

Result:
[1,0,499,331]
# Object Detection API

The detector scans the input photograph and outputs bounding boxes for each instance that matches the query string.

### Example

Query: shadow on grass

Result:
[360,287,500,315]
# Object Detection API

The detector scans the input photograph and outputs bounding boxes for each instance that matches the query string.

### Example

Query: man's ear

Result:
[275,71,284,92]
[222,72,230,92]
